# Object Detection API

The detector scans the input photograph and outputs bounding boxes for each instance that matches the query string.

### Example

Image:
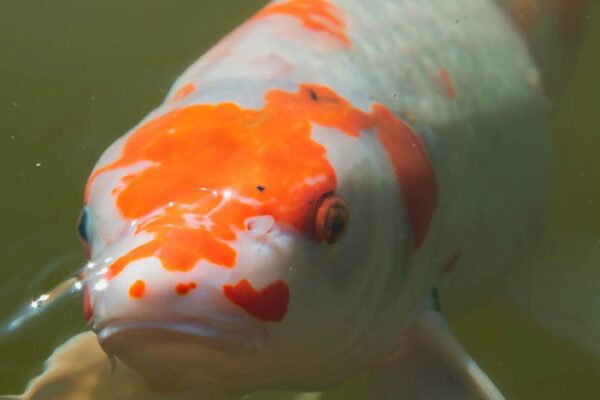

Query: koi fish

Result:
[4,0,594,399]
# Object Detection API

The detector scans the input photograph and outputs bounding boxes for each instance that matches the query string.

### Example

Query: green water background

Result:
[0,0,598,398]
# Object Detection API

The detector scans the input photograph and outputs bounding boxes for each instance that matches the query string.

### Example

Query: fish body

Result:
[6,0,593,399]
[84,0,545,393]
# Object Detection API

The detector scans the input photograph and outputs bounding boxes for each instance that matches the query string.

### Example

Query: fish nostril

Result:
[246,215,275,236]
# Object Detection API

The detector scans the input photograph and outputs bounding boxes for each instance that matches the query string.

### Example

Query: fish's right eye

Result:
[77,207,91,246]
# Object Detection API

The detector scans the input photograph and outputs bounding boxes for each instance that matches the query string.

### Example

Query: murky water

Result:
[0,0,598,398]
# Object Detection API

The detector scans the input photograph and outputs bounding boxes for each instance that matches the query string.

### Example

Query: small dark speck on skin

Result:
[257,185,265,192]
[308,89,318,101]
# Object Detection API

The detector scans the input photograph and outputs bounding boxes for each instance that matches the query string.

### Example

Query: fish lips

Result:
[95,318,268,392]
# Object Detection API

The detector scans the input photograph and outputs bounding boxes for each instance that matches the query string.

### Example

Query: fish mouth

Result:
[95,317,268,355]
[94,318,269,392]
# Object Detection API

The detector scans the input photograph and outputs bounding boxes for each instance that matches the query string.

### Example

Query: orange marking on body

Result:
[175,281,197,295]
[86,84,436,278]
[171,83,196,102]
[129,280,146,298]
[253,0,350,46]
[372,105,437,249]
[223,279,289,322]
[439,251,461,277]
[438,68,456,100]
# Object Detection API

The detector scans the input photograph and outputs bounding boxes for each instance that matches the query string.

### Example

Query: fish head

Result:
[79,82,435,392]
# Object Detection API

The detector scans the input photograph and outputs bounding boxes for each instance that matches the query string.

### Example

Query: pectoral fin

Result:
[371,310,505,400]
[9,331,149,400]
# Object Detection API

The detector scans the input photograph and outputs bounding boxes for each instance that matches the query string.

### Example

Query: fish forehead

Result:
[85,82,434,281]
[86,83,370,216]
[86,84,350,275]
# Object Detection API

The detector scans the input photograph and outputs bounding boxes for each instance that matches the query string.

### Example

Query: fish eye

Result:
[314,193,350,245]
[77,207,91,245]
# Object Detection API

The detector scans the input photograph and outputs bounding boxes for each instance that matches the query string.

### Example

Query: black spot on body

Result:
[257,185,265,192]
[308,89,318,101]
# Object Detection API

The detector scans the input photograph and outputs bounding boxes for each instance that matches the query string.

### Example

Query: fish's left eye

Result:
[314,193,350,245]
[77,207,91,245]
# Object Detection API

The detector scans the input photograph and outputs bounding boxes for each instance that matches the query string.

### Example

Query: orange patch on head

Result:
[253,0,350,46]
[86,83,436,278]
[175,282,197,295]
[129,280,146,298]
[171,83,196,102]
[223,279,289,322]
[437,68,456,100]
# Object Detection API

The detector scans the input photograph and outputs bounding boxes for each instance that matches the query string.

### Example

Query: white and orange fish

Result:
[3,0,594,399]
